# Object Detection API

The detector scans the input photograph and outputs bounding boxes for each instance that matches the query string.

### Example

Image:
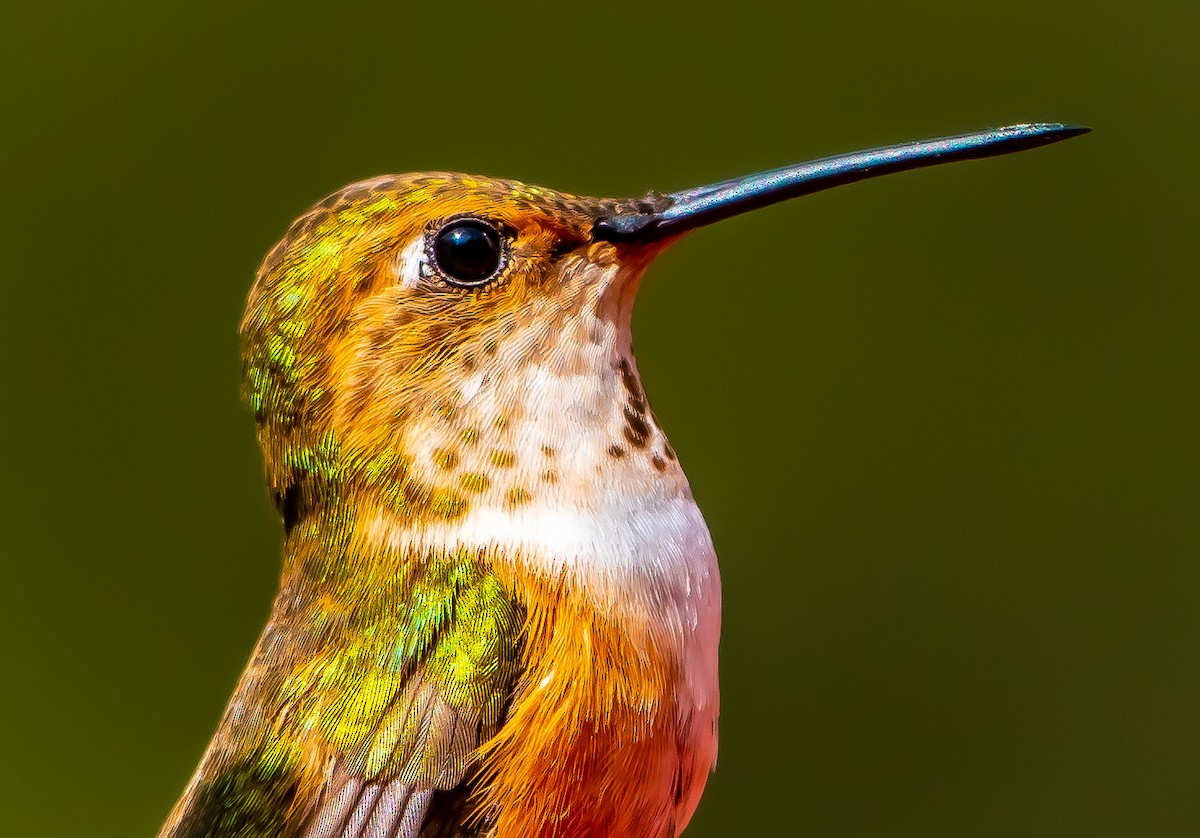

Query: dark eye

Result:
[431,219,504,286]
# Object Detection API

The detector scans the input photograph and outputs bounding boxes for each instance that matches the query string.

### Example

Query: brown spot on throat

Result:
[461,473,491,493]
[432,449,458,470]
[617,357,647,414]
[623,407,651,448]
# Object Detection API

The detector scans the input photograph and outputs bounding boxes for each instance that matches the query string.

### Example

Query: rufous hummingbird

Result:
[159,123,1088,838]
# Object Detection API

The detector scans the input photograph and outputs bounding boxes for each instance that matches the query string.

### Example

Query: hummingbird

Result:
[159,123,1087,838]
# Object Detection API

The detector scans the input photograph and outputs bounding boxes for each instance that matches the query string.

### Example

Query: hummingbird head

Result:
[241,173,685,535]
[240,124,1088,544]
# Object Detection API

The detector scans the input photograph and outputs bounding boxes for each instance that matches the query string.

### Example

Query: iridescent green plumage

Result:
[169,531,525,838]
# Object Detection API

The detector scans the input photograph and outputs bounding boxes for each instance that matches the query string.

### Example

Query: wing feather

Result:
[160,554,523,838]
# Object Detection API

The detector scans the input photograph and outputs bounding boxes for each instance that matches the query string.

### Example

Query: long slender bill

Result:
[593,123,1090,243]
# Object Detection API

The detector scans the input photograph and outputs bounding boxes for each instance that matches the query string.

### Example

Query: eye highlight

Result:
[430,218,505,287]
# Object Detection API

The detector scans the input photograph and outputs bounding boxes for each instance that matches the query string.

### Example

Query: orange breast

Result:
[476,573,714,838]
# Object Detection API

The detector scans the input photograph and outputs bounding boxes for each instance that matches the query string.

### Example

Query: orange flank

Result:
[479,569,716,838]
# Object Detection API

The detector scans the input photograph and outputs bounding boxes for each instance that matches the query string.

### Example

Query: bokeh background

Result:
[3,2,1197,835]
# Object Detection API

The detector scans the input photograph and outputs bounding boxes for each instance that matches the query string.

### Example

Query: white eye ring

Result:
[395,235,433,288]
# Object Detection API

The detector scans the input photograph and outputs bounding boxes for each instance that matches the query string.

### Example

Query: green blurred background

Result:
[3,1,1197,835]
